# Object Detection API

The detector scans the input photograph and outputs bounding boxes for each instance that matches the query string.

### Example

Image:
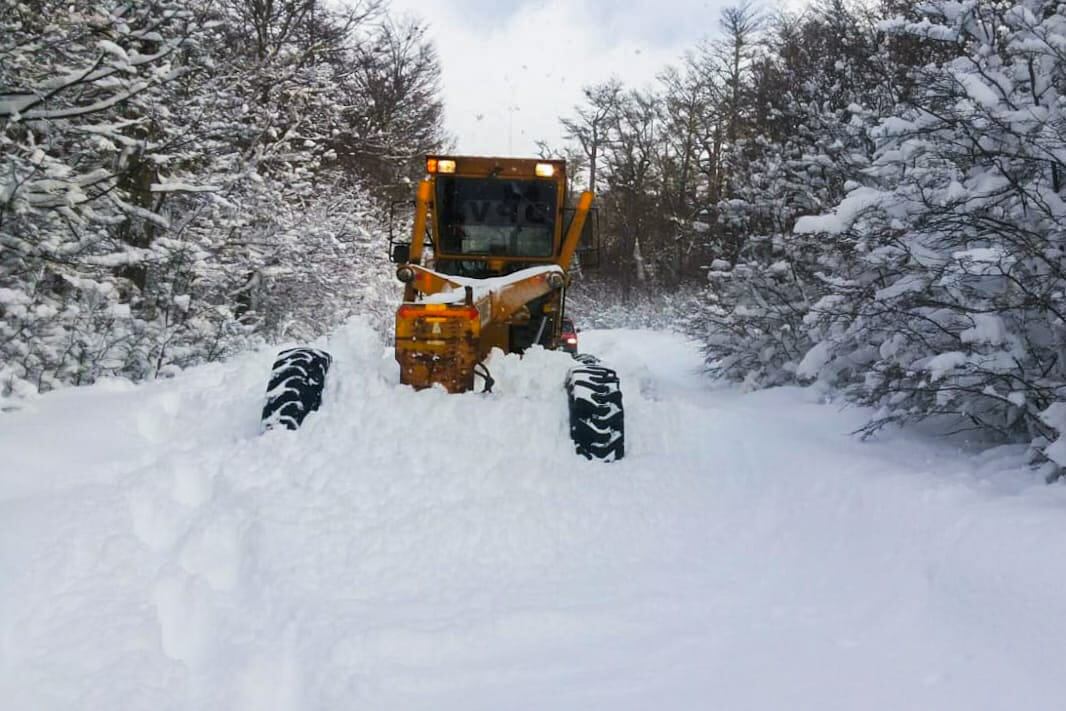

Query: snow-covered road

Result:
[2,322,1065,710]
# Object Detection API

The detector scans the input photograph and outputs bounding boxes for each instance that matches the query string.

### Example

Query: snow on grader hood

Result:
[259,155,624,462]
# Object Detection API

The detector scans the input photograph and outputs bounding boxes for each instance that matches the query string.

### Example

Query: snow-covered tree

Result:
[1,0,444,399]
[696,0,892,387]
[796,0,1066,479]
[1,0,215,393]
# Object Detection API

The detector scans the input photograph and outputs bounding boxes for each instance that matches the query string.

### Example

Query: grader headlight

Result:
[535,162,555,177]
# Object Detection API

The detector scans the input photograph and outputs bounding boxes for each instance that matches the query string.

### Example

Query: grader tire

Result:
[261,347,332,431]
[566,360,625,462]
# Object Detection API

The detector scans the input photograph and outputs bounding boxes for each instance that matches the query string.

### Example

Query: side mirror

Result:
[391,243,411,264]
[387,198,414,261]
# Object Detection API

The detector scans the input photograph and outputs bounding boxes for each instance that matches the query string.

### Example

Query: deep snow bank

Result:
[2,320,1065,711]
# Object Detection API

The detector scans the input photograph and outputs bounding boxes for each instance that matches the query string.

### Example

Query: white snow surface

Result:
[3,320,1066,710]
[793,186,884,235]
[420,265,563,305]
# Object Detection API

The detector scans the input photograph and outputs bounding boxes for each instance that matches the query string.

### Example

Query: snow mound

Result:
[3,322,1066,710]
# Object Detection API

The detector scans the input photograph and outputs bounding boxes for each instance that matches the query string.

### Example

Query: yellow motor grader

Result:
[260,155,624,461]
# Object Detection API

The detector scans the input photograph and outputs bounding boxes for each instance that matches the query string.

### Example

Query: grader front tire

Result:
[261,347,332,431]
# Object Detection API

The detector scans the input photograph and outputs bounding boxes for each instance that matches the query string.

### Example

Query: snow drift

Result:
[2,320,1065,710]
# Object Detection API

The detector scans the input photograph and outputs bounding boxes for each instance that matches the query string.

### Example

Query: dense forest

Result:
[3,0,1066,479]
[1,0,445,394]
[557,0,1066,481]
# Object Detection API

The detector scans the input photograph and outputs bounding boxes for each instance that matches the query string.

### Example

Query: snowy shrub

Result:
[796,0,1066,479]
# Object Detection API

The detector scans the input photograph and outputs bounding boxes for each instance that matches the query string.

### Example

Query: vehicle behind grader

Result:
[259,155,624,462]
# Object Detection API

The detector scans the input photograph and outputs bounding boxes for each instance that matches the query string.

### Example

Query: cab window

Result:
[435,177,556,258]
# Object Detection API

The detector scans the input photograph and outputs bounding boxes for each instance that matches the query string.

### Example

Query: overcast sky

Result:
[385,0,809,156]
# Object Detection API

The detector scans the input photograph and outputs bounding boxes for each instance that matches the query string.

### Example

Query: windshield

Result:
[436,176,556,258]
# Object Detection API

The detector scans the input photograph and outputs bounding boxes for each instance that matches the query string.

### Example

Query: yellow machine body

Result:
[394,155,594,392]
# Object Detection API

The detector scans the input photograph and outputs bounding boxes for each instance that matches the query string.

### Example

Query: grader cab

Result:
[259,155,624,462]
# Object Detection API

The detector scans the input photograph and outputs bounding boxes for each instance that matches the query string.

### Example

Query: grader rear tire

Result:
[566,359,625,462]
